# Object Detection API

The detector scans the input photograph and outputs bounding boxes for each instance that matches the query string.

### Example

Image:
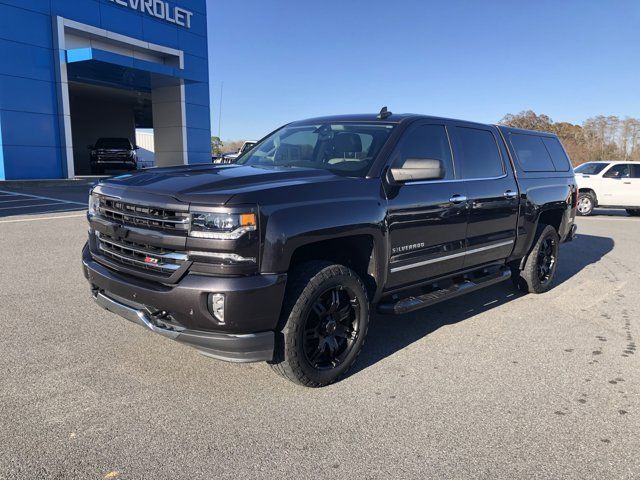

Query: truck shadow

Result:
[351,233,615,377]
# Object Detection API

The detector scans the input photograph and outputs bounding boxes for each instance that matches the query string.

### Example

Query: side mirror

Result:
[389,158,445,183]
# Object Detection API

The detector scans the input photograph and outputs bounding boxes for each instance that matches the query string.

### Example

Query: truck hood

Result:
[99,164,346,205]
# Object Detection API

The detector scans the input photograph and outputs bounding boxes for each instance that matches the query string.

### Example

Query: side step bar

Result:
[378,267,512,315]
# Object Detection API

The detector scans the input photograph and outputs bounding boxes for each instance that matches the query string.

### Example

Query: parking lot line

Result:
[0,212,87,223]
[0,197,33,203]
[0,202,68,211]
[0,189,86,206]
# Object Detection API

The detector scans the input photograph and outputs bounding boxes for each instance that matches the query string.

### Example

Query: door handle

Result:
[503,190,519,199]
[623,182,631,185]
[449,194,468,204]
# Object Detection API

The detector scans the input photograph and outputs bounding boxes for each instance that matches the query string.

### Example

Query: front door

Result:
[449,123,519,269]
[599,163,631,206]
[385,122,469,289]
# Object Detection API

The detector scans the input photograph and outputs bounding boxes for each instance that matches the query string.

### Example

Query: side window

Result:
[454,127,504,179]
[631,164,640,179]
[603,164,630,178]
[509,134,555,172]
[542,137,571,171]
[393,124,454,180]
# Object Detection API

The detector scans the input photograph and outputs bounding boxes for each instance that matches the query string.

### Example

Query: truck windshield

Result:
[574,162,609,175]
[96,138,132,149]
[236,123,395,177]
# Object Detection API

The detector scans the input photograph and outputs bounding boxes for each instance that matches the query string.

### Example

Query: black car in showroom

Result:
[89,138,138,174]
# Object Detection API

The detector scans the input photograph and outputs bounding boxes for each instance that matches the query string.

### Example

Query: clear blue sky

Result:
[206,0,639,140]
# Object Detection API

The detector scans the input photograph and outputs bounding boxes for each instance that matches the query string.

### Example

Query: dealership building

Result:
[0,0,211,180]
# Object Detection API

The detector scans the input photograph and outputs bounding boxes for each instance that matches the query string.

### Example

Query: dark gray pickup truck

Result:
[83,111,577,387]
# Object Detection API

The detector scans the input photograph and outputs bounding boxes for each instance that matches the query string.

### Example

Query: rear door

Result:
[629,164,640,207]
[449,124,519,269]
[385,121,469,289]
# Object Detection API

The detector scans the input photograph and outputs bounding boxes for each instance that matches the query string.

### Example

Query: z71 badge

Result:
[392,242,425,255]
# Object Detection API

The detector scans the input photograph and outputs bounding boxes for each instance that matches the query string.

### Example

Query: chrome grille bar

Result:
[96,196,190,233]
[96,232,187,275]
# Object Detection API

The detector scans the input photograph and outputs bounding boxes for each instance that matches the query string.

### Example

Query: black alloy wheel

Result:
[270,261,370,387]
[303,286,360,370]
[537,235,557,283]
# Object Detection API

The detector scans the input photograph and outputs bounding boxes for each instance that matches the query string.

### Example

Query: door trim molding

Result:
[390,240,514,273]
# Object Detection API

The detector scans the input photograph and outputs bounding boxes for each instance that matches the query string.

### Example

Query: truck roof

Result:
[291,113,560,138]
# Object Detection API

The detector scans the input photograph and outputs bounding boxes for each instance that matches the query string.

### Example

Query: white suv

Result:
[575,161,640,216]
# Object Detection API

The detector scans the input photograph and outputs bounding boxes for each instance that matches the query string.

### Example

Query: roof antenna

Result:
[377,106,392,119]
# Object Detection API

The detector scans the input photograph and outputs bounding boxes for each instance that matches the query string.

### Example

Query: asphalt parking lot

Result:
[0,189,638,479]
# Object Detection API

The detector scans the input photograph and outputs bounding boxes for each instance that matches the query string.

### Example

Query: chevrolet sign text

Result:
[110,0,193,29]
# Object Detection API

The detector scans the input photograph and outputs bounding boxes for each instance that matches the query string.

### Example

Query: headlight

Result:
[88,192,100,216]
[190,212,257,239]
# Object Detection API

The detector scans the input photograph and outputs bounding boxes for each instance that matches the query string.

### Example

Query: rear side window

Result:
[542,137,571,171]
[574,162,610,175]
[454,127,504,179]
[509,134,555,172]
[631,164,640,179]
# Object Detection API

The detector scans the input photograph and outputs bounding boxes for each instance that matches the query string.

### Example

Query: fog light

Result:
[209,293,225,323]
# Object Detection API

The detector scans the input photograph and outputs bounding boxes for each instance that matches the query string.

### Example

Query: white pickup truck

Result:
[575,161,640,216]
[214,141,258,164]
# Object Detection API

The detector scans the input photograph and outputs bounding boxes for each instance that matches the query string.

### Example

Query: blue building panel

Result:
[142,17,179,49]
[3,145,63,179]
[99,3,144,38]
[178,29,208,59]
[185,82,211,107]
[0,112,4,180]
[0,76,58,115]
[0,0,211,179]
[51,0,101,27]
[0,3,53,49]
[186,103,211,130]
[0,0,51,15]
[187,127,212,153]
[0,111,60,148]
[0,39,55,82]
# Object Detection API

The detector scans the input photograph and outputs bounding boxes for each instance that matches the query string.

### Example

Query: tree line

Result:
[211,136,246,157]
[500,110,640,166]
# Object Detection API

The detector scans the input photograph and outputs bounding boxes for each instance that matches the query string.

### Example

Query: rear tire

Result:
[269,261,370,387]
[626,209,640,217]
[514,224,560,294]
[577,192,595,216]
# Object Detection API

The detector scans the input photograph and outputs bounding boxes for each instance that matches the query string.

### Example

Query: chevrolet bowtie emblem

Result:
[113,225,129,238]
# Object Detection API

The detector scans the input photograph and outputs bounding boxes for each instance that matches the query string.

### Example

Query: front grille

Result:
[96,196,190,233]
[98,152,129,159]
[96,232,188,276]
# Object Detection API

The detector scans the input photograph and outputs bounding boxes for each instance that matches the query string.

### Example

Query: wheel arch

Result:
[286,235,382,301]
[578,188,598,206]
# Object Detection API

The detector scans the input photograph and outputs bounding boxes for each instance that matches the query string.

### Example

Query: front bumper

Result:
[93,290,274,362]
[82,244,286,362]
[563,223,578,242]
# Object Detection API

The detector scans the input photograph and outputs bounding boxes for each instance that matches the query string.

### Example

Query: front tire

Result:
[270,261,370,387]
[514,224,560,294]
[577,192,595,216]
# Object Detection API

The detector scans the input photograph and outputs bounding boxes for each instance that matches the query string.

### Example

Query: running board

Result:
[378,267,511,315]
